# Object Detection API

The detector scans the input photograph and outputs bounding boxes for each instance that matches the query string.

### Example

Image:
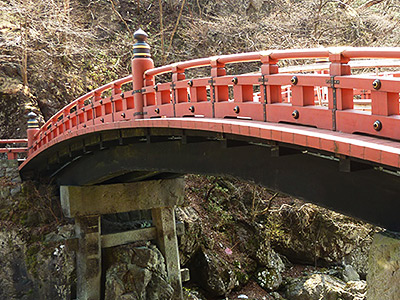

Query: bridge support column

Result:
[152,206,183,300]
[367,231,400,300]
[75,215,101,300]
[60,178,185,300]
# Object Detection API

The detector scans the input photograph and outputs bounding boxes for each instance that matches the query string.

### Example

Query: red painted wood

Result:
[20,48,400,169]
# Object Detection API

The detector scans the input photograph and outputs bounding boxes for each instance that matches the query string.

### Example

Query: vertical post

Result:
[75,215,101,300]
[328,50,352,110]
[152,207,183,300]
[210,59,229,102]
[132,29,154,119]
[7,151,17,160]
[27,112,39,156]
[260,52,281,104]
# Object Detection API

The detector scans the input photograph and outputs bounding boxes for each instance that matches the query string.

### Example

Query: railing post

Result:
[260,52,281,122]
[27,112,39,156]
[328,49,352,131]
[328,50,352,110]
[260,52,281,104]
[132,29,154,119]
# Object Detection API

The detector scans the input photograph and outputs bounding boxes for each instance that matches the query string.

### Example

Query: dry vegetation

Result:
[1,0,400,133]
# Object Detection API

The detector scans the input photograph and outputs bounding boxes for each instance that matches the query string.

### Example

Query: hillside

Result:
[1,0,400,129]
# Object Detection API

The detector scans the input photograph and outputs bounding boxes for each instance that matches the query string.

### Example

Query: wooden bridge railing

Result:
[0,139,28,160]
[24,29,400,161]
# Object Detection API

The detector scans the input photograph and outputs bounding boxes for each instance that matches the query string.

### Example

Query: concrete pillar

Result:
[367,231,400,300]
[75,215,101,300]
[152,206,183,300]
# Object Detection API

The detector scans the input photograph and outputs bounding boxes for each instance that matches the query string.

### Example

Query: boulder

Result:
[268,203,375,268]
[284,274,365,300]
[255,267,282,291]
[256,243,285,272]
[176,207,202,265]
[342,264,360,282]
[254,244,285,291]
[187,248,236,297]
[367,232,400,300]
[105,244,174,300]
[342,243,370,279]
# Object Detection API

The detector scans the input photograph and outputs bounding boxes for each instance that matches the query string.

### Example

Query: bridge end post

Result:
[132,29,154,119]
[27,112,39,156]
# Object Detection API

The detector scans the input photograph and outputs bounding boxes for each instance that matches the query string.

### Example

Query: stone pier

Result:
[367,231,400,300]
[60,178,185,300]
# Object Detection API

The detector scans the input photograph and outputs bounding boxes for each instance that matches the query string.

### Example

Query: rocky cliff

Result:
[0,164,376,300]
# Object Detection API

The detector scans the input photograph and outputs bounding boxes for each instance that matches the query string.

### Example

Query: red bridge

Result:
[7,30,400,232]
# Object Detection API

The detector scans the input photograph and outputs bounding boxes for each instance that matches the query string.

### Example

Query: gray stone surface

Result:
[188,248,236,297]
[342,264,360,282]
[254,246,285,291]
[176,206,202,265]
[105,244,174,300]
[367,232,400,300]
[61,178,184,217]
[0,228,75,300]
[255,267,282,291]
[342,245,370,279]
[0,160,22,205]
[284,274,366,300]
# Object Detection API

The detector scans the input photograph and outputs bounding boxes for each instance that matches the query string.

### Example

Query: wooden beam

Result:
[101,227,157,248]
[64,223,185,250]
[60,178,184,217]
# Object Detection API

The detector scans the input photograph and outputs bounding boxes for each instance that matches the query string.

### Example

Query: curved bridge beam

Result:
[20,119,400,232]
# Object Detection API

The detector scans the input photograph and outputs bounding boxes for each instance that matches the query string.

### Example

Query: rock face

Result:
[269,203,375,269]
[285,274,366,300]
[0,162,75,300]
[0,160,21,201]
[367,232,400,300]
[176,206,202,265]
[255,268,282,291]
[187,248,237,297]
[0,228,75,300]
[0,230,38,300]
[255,246,285,291]
[105,244,174,300]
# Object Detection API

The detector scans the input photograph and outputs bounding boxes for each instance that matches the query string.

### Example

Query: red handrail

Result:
[0,139,28,160]
[24,47,400,168]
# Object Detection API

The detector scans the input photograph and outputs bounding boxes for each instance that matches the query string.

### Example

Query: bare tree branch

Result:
[359,0,385,9]
[108,0,134,41]
[166,0,186,61]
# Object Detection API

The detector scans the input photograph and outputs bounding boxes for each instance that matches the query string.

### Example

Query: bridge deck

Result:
[19,118,400,171]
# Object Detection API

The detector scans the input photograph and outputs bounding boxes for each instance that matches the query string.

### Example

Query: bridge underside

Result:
[21,127,400,232]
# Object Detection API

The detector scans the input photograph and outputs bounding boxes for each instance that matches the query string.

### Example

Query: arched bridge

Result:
[14,33,400,232]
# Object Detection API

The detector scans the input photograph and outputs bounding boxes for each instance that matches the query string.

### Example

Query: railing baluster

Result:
[261,53,281,105]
